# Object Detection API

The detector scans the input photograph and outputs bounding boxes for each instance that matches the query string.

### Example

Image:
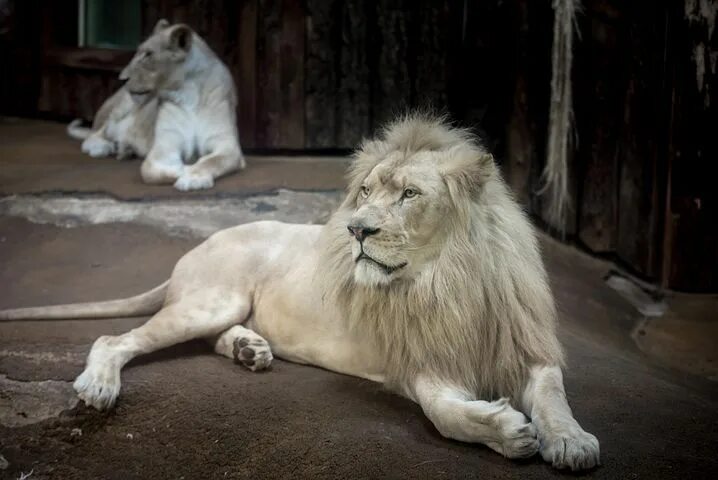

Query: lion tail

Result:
[66,119,92,140]
[0,281,169,321]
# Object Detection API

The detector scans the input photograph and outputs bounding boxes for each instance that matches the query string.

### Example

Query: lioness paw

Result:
[233,336,273,371]
[540,424,600,471]
[174,172,214,191]
[82,137,116,158]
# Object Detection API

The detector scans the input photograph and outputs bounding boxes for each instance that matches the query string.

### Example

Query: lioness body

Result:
[134,21,245,191]
[67,87,158,160]
[0,116,599,471]
[68,20,245,191]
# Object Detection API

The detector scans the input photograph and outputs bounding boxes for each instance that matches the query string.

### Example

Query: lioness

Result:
[0,116,599,471]
[66,20,170,161]
[70,19,245,191]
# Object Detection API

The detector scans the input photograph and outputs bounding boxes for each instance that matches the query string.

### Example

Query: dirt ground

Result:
[1,120,717,479]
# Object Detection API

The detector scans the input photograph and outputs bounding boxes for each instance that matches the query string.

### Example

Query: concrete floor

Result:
[0,117,349,199]
[1,120,717,479]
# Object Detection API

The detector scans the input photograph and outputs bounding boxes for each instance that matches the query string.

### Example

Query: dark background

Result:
[0,0,716,293]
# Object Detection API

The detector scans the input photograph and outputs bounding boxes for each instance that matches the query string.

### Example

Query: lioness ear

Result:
[153,18,170,35]
[168,24,193,52]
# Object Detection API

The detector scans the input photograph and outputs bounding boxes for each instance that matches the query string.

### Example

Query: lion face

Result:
[119,20,193,103]
[348,150,452,287]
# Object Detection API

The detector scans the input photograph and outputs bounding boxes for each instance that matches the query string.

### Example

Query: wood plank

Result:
[412,0,449,111]
[504,0,535,207]
[278,0,305,148]
[615,2,669,279]
[661,0,718,292]
[0,0,42,117]
[43,47,133,72]
[305,0,370,149]
[575,5,623,252]
[171,3,190,24]
[304,0,338,148]
[524,1,556,217]
[256,0,282,148]
[370,0,411,128]
[237,0,258,149]
[335,0,370,148]
[141,0,160,35]
[448,1,515,155]
[256,0,304,149]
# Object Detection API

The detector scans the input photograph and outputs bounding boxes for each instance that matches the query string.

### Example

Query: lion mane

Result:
[320,114,564,399]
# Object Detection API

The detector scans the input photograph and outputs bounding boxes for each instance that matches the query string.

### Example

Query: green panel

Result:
[85,0,141,50]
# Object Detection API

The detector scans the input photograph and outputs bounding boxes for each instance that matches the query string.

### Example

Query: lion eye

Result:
[360,186,370,199]
[403,188,417,199]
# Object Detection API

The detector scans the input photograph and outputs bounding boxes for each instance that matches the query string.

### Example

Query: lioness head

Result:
[119,19,193,102]
[343,115,496,287]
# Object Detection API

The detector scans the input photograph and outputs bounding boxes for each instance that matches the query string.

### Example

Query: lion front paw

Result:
[233,336,273,371]
[540,424,600,471]
[73,364,121,411]
[490,399,539,459]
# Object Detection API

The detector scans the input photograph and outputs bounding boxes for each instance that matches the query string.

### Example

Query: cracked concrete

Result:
[0,375,78,428]
[0,190,342,238]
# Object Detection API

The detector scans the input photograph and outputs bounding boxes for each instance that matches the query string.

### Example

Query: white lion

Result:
[68,19,245,191]
[0,115,599,470]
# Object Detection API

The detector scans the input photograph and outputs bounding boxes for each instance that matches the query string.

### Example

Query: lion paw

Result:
[233,336,273,371]
[73,335,126,410]
[73,364,121,411]
[490,400,539,459]
[540,424,600,471]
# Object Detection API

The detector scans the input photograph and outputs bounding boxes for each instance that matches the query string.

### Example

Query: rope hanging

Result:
[539,0,580,235]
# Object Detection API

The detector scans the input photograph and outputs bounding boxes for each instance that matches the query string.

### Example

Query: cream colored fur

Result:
[67,87,158,160]
[68,19,245,191]
[131,20,245,191]
[0,115,599,471]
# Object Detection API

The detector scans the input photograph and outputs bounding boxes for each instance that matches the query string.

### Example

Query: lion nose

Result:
[347,224,380,242]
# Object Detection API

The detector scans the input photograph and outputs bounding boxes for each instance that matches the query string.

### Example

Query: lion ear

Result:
[442,147,496,198]
[475,152,497,186]
[167,24,193,52]
[153,19,171,34]
[119,65,131,81]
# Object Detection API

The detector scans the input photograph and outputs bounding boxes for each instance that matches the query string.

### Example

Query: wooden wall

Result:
[502,0,718,293]
[662,0,718,292]
[14,0,515,151]
[0,0,42,118]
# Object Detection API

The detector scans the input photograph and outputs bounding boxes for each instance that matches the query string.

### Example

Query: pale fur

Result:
[131,20,245,191]
[0,115,599,471]
[66,20,167,161]
[67,87,158,160]
[322,114,564,400]
[68,19,245,190]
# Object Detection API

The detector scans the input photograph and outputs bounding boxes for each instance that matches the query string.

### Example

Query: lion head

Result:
[342,117,496,287]
[119,19,194,103]
[322,114,564,399]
